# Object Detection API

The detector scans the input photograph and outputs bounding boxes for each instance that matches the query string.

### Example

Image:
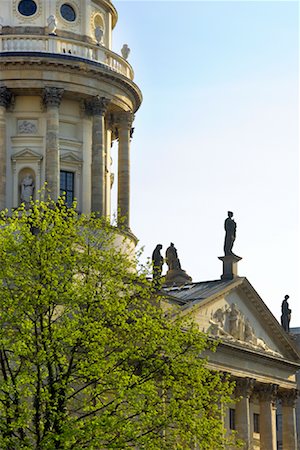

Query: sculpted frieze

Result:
[208,303,282,356]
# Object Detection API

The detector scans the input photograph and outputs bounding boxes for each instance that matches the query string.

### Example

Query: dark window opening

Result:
[253,413,260,433]
[229,408,236,430]
[60,171,74,207]
[18,0,37,16]
[60,4,76,22]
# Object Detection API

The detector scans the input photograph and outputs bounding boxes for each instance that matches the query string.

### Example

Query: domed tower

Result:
[0,0,142,234]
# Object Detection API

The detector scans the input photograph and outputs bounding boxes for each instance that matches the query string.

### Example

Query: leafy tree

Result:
[0,199,236,449]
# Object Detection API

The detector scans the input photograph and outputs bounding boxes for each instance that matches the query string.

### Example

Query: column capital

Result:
[43,87,64,107]
[234,377,256,398]
[85,96,110,116]
[115,111,135,129]
[279,388,298,407]
[257,383,279,403]
[0,86,13,108]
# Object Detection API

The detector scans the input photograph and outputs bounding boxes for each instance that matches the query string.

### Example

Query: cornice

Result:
[0,53,142,112]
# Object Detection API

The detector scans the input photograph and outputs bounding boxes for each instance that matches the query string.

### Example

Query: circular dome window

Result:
[18,0,37,16]
[60,4,76,22]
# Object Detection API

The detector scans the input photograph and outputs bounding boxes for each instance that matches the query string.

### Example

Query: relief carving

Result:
[209,303,281,356]
[18,120,38,134]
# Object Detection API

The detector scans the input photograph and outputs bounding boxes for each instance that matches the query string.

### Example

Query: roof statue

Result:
[281,295,291,332]
[224,211,237,256]
[152,244,163,283]
[219,211,242,280]
[164,243,192,286]
[47,15,57,35]
[121,44,130,60]
[166,242,181,271]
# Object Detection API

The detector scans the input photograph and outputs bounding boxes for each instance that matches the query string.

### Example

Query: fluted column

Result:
[280,389,298,450]
[258,383,278,450]
[235,378,255,449]
[43,87,64,200]
[115,111,134,228]
[105,116,113,219]
[86,96,110,216]
[0,87,12,211]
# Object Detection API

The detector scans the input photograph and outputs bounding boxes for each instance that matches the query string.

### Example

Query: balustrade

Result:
[0,35,133,80]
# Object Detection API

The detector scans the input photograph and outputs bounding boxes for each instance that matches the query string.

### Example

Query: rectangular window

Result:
[229,408,236,430]
[60,171,74,207]
[253,413,260,433]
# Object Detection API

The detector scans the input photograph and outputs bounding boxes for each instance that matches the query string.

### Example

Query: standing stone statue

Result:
[95,26,104,45]
[47,15,57,35]
[21,174,35,205]
[165,243,181,271]
[224,211,237,256]
[152,244,163,281]
[281,295,291,332]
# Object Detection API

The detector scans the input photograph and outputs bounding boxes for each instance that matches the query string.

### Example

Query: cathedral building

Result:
[0,0,141,241]
[0,1,299,449]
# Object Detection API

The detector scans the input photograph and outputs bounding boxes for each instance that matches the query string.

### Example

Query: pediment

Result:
[60,152,83,164]
[165,278,300,363]
[11,148,43,161]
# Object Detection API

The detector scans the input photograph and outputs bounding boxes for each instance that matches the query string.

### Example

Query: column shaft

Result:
[117,112,134,228]
[92,113,105,215]
[257,383,278,450]
[105,127,112,218]
[43,87,64,200]
[282,405,297,450]
[87,96,109,216]
[0,105,7,210]
[0,87,12,210]
[236,397,251,449]
[281,389,298,450]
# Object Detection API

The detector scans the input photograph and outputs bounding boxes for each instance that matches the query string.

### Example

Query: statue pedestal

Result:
[164,269,192,286]
[218,255,242,280]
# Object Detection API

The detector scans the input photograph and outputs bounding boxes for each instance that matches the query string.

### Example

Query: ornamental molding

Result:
[234,377,256,399]
[18,119,38,134]
[90,8,106,36]
[56,0,81,29]
[11,148,43,163]
[85,96,110,116]
[0,58,142,112]
[279,388,298,407]
[114,111,135,129]
[257,383,279,403]
[60,151,83,164]
[42,87,64,107]
[13,0,42,23]
[208,303,282,358]
[0,86,13,108]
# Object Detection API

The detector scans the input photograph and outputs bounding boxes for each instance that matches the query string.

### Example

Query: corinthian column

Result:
[43,87,64,200]
[258,383,278,450]
[115,111,134,228]
[0,87,12,210]
[86,96,110,216]
[280,389,298,450]
[235,377,255,450]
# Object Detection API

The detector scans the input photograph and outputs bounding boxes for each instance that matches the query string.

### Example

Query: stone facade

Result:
[0,0,141,237]
[164,277,300,449]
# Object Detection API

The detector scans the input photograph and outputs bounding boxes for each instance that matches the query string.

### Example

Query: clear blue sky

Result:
[111,1,299,326]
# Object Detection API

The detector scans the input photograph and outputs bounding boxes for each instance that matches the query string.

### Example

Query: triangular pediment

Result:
[60,152,83,164]
[11,148,43,161]
[163,278,300,363]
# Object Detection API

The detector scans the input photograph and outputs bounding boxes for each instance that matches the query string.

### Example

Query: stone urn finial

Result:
[121,44,130,60]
